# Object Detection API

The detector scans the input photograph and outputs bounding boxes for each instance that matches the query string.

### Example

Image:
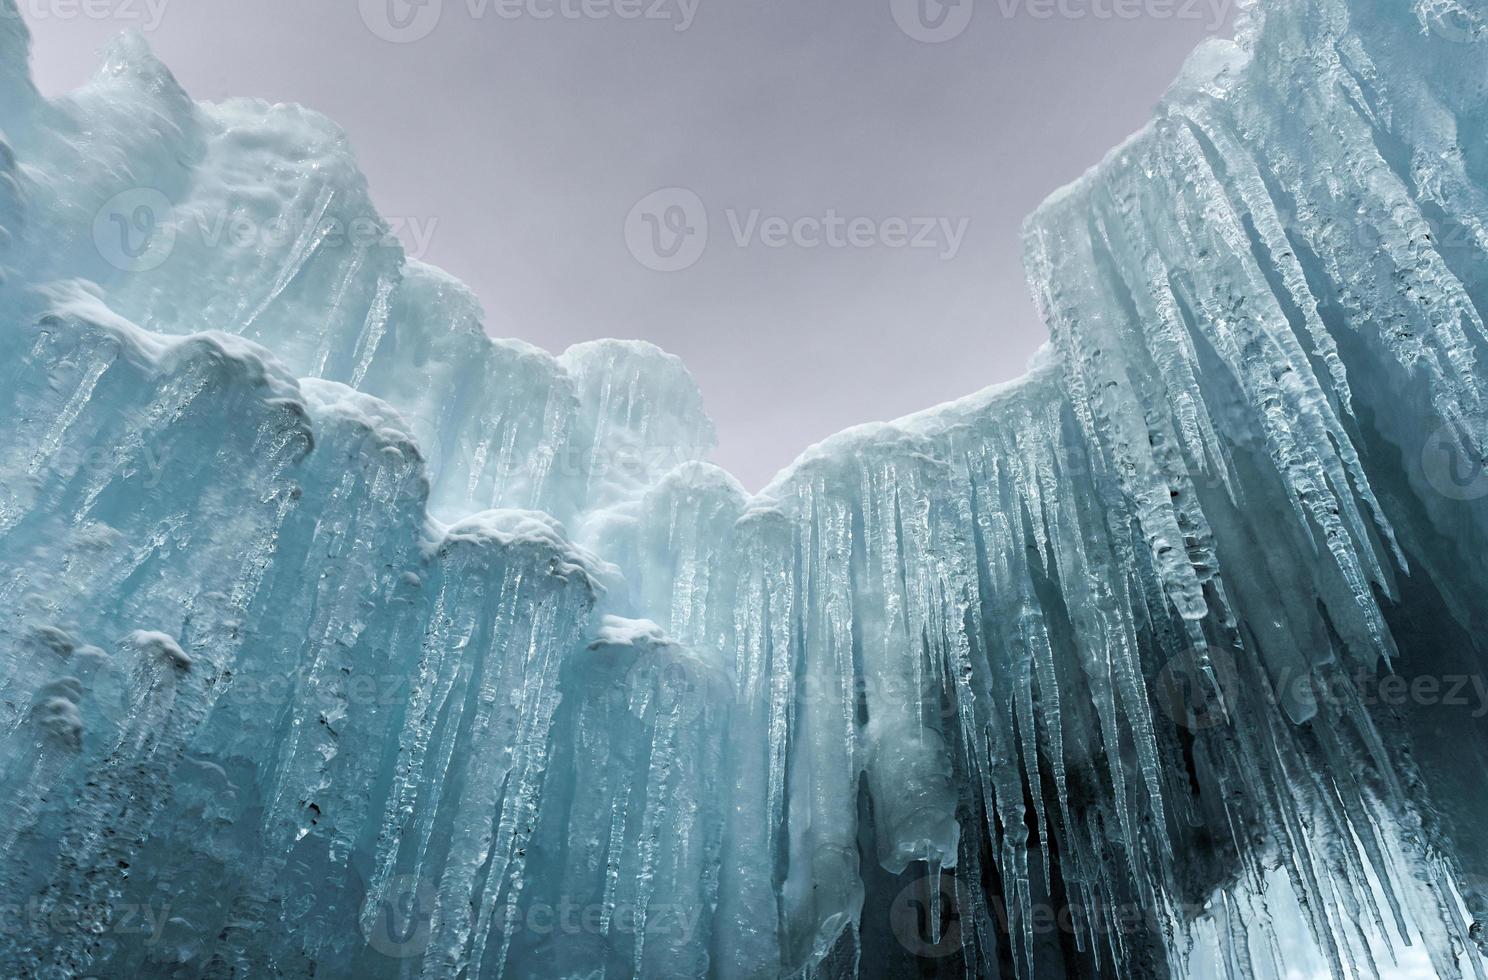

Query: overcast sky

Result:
[23,0,1234,490]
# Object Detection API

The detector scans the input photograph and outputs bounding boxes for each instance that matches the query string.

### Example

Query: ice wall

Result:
[1,0,1487,977]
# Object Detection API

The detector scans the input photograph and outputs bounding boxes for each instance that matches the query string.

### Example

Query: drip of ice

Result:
[1,0,1487,977]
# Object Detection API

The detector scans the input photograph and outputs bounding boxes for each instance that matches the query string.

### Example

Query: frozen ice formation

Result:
[1,0,1488,977]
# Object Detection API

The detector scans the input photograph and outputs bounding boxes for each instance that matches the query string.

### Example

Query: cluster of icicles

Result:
[1,0,1487,977]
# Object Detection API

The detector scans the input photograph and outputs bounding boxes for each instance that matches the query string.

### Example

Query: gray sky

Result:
[23,0,1234,490]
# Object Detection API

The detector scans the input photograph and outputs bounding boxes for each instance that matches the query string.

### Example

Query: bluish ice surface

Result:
[1,0,1488,977]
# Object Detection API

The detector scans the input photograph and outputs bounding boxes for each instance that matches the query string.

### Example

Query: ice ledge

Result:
[432,509,621,593]
[588,615,675,651]
[298,378,423,460]
[754,345,1061,502]
[37,281,303,406]
[1025,37,1249,226]
[35,285,619,601]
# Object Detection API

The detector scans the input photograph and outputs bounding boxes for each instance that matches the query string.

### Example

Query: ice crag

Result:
[2,0,1488,977]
